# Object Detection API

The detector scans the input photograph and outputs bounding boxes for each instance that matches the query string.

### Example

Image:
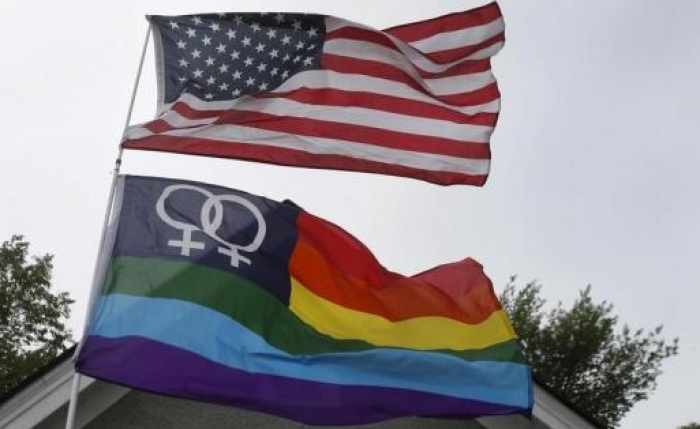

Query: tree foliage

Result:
[0,235,74,396]
[500,278,678,428]
[678,424,700,429]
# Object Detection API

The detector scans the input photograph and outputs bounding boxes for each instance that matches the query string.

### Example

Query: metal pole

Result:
[64,374,82,429]
[64,23,151,429]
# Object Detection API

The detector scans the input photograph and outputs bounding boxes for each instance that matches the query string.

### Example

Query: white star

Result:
[192,16,203,25]
[234,15,244,25]
[281,35,291,45]
[244,57,254,67]
[226,29,237,39]
[219,82,229,91]
[250,22,261,32]
[210,22,220,32]
[178,58,189,67]
[178,76,187,83]
[206,76,216,85]
[266,29,277,39]
[232,70,242,79]
[274,13,285,23]
[186,28,196,38]
[257,62,267,72]
[293,55,301,63]
[230,50,240,60]
[232,88,242,96]
[246,76,256,86]
[303,57,313,66]
[255,43,265,53]
[205,57,215,66]
[194,83,202,89]
[217,13,227,18]
[216,43,226,53]
[291,19,302,30]
[307,27,318,37]
[269,49,279,58]
[281,70,289,79]
[202,35,212,46]
[219,63,229,73]
[295,41,305,50]
[205,93,213,99]
[169,21,179,30]
[307,44,316,50]
[260,12,269,16]
[176,40,187,49]
[242,36,252,46]
[282,54,291,62]
[270,67,279,76]
[191,49,201,59]
[258,82,268,91]
[193,68,203,78]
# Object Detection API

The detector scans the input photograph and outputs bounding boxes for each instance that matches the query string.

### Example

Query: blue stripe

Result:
[90,294,531,408]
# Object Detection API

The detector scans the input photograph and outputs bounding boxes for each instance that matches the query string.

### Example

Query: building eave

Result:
[0,351,602,429]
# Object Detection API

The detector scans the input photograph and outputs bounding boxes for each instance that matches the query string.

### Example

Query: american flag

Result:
[124,4,505,185]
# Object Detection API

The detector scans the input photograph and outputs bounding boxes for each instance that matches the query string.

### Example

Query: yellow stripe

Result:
[289,278,517,350]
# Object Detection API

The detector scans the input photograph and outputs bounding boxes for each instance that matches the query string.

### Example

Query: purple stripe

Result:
[77,335,528,425]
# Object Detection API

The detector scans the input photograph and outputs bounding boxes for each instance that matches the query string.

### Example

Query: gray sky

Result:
[1,0,698,427]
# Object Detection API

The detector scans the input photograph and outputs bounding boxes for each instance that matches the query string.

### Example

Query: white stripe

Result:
[462,41,505,61]
[326,21,502,73]
[324,40,495,95]
[124,126,153,140]
[425,71,495,96]
[156,97,493,143]
[164,72,500,116]
[160,114,218,127]
[387,32,503,70]
[272,70,500,112]
[325,16,348,33]
[410,17,505,53]
[126,124,490,175]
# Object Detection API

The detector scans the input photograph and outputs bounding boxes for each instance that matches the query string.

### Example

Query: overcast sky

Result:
[1,1,698,427]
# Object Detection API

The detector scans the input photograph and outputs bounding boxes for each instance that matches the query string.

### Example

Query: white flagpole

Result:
[64,23,152,429]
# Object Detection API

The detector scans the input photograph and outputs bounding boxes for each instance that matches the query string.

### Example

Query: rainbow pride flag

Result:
[76,175,532,425]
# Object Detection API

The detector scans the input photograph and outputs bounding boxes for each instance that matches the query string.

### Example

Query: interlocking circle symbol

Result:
[155,184,267,267]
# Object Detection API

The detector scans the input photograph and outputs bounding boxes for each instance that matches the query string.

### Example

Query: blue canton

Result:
[150,13,325,103]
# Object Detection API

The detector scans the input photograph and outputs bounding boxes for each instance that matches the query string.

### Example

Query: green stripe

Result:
[102,256,526,364]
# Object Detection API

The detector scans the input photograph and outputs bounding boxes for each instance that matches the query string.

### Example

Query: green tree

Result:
[500,278,678,428]
[678,423,700,429]
[0,235,74,396]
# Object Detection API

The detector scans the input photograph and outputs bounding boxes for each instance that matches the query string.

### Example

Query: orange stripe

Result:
[288,212,502,324]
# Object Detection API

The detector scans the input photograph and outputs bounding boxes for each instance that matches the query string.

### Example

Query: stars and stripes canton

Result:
[151,13,324,103]
[126,3,506,186]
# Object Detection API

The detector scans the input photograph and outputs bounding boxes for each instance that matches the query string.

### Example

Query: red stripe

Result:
[291,211,502,323]
[385,2,502,43]
[439,82,500,106]
[256,88,498,126]
[145,119,172,133]
[146,116,212,133]
[418,58,493,79]
[326,26,397,53]
[122,136,488,186]
[325,27,495,78]
[209,110,491,159]
[422,33,505,64]
[166,87,499,127]
[322,54,500,106]
[168,102,221,119]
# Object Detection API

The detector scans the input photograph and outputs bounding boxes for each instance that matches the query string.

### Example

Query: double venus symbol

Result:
[155,184,267,267]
